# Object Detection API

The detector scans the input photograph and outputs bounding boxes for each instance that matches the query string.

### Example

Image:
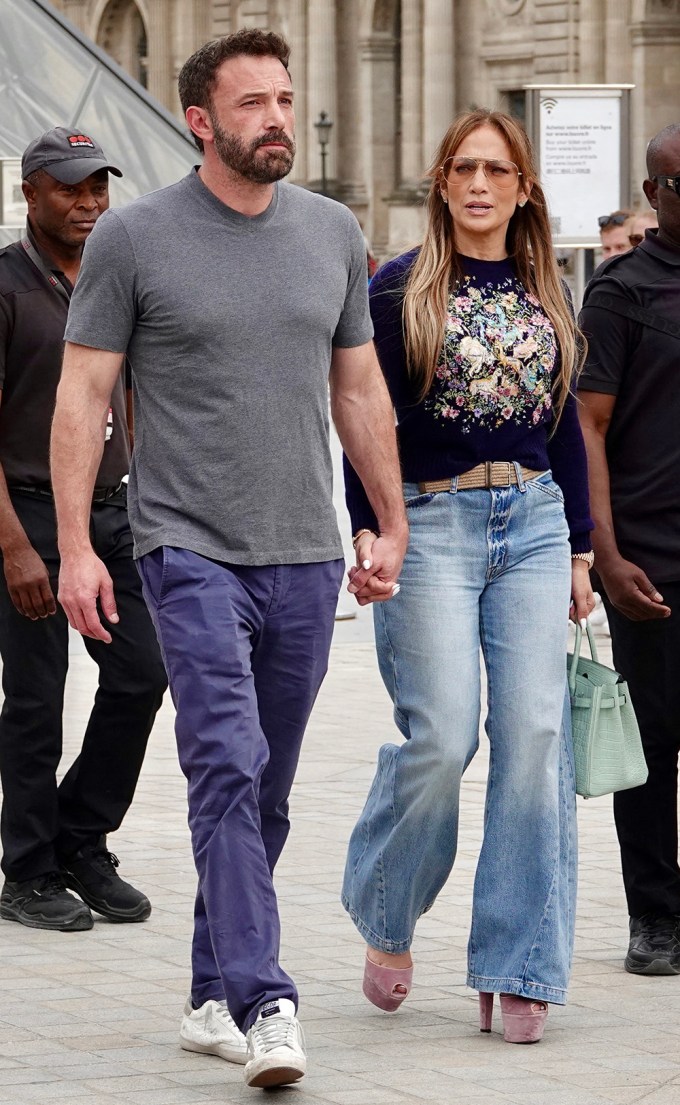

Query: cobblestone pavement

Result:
[1,613,680,1105]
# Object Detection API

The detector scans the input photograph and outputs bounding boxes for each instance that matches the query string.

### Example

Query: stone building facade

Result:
[50,0,680,256]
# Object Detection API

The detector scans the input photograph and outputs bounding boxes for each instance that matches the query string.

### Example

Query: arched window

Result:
[96,0,148,89]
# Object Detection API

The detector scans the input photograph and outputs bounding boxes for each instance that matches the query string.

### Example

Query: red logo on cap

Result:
[68,134,95,148]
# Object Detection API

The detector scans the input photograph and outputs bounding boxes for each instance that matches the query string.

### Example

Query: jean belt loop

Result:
[513,461,527,492]
[450,475,459,495]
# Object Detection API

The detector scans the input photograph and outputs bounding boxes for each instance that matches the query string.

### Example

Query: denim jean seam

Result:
[520,826,561,985]
[341,895,412,953]
[527,479,564,505]
[466,972,567,1003]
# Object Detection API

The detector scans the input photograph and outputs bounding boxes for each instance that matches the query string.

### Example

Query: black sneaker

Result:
[61,841,151,923]
[0,873,93,931]
[625,914,680,975]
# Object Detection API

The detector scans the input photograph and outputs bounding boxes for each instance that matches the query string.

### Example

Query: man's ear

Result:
[185,105,214,149]
[21,180,35,208]
[642,177,658,211]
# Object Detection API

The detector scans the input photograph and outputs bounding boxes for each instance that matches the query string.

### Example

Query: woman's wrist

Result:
[352,528,378,549]
[571,551,594,568]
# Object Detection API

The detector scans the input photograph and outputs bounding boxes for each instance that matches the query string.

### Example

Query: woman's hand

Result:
[348,530,404,605]
[569,559,596,624]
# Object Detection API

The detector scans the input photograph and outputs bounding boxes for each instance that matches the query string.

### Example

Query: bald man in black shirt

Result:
[579,122,680,976]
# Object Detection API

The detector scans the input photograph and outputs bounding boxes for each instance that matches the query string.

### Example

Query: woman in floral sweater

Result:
[342,109,594,1043]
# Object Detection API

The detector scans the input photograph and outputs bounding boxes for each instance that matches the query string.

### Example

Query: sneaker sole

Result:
[62,876,151,923]
[244,1061,306,1088]
[179,1036,248,1065]
[625,955,680,976]
[0,901,93,932]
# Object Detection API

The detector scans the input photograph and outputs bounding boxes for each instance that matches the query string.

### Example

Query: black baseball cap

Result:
[21,126,123,184]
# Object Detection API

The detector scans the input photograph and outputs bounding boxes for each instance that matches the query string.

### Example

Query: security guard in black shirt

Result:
[0,128,167,931]
[579,121,680,976]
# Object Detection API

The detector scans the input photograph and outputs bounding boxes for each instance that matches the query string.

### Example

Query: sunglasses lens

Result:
[446,157,519,188]
[599,213,626,228]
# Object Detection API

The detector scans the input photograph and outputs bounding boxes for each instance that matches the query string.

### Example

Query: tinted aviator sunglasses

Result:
[656,173,680,197]
[441,156,522,189]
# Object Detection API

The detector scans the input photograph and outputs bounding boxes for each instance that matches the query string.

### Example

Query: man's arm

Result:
[329,340,408,604]
[578,390,670,620]
[51,341,125,642]
[0,393,56,619]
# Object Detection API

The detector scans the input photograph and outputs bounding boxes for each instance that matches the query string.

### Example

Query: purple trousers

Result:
[137,547,343,1031]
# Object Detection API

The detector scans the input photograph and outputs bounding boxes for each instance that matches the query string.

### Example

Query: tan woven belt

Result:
[418,463,546,493]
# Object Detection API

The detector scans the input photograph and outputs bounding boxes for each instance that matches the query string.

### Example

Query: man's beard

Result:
[211,116,295,184]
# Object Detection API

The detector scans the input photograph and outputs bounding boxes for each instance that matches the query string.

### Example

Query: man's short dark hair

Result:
[646,122,680,178]
[179,29,291,153]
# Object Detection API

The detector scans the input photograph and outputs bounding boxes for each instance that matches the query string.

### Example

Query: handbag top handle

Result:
[568,620,599,694]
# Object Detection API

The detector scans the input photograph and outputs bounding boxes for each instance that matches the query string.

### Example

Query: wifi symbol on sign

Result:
[541,97,558,114]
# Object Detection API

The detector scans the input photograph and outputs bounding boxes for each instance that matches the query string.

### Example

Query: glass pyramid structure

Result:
[0,0,196,241]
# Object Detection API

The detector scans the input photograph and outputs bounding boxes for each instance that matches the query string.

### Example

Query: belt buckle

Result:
[484,461,493,488]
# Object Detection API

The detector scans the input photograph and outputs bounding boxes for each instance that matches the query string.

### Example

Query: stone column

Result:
[579,0,606,82]
[335,0,368,209]
[422,0,455,163]
[360,33,397,255]
[281,0,308,183]
[145,0,174,110]
[630,2,680,205]
[400,0,423,189]
[604,0,633,82]
[306,0,338,187]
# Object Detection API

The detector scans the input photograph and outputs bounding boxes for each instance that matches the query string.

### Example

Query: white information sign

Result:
[0,160,25,227]
[538,92,622,245]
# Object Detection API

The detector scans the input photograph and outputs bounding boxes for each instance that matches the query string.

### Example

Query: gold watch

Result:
[571,551,595,568]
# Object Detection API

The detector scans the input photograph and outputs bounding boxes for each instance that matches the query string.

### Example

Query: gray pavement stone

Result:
[1,617,679,1105]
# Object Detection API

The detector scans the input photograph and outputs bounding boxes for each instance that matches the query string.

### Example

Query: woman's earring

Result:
[518,199,526,208]
[441,192,448,203]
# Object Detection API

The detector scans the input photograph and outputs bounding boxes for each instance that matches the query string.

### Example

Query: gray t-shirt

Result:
[65,170,372,564]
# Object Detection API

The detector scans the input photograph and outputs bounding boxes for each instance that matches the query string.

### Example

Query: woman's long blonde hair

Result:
[403,109,583,417]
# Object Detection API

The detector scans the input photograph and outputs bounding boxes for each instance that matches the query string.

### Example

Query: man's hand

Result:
[4,542,56,620]
[598,555,671,621]
[347,529,408,606]
[58,549,119,643]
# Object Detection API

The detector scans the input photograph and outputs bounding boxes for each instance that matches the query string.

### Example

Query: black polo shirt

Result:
[0,227,129,488]
[579,229,680,582]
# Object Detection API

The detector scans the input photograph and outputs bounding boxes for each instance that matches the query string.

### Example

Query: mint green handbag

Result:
[568,622,648,799]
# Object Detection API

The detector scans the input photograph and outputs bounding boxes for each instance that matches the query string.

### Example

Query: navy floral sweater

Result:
[345,249,593,552]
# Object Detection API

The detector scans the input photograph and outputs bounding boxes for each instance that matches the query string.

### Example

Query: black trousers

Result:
[0,489,167,882]
[602,581,680,918]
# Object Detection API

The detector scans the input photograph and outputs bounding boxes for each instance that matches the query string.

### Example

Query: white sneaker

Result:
[179,997,248,1064]
[243,998,306,1088]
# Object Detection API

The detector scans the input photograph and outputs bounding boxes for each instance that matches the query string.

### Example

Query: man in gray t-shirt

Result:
[51,28,407,1091]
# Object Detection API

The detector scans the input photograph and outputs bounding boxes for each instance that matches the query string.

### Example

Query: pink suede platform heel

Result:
[478,992,548,1043]
[363,954,413,1012]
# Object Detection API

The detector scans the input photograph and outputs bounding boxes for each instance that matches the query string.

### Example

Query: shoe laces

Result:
[214,1001,239,1031]
[637,913,678,941]
[34,872,67,896]
[250,1014,298,1054]
[89,850,120,875]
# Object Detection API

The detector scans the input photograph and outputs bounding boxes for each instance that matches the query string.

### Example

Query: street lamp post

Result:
[314,110,333,195]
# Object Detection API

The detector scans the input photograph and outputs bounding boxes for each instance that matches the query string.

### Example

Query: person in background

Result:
[343,109,594,1044]
[0,128,166,933]
[625,208,658,248]
[598,209,634,260]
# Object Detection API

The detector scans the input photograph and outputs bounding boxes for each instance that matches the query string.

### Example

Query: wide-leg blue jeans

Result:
[138,547,343,1031]
[342,472,577,1004]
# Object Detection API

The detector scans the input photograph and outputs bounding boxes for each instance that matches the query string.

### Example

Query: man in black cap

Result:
[0,127,167,931]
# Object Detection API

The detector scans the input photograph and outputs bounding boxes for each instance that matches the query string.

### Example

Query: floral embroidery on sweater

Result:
[428,275,557,432]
